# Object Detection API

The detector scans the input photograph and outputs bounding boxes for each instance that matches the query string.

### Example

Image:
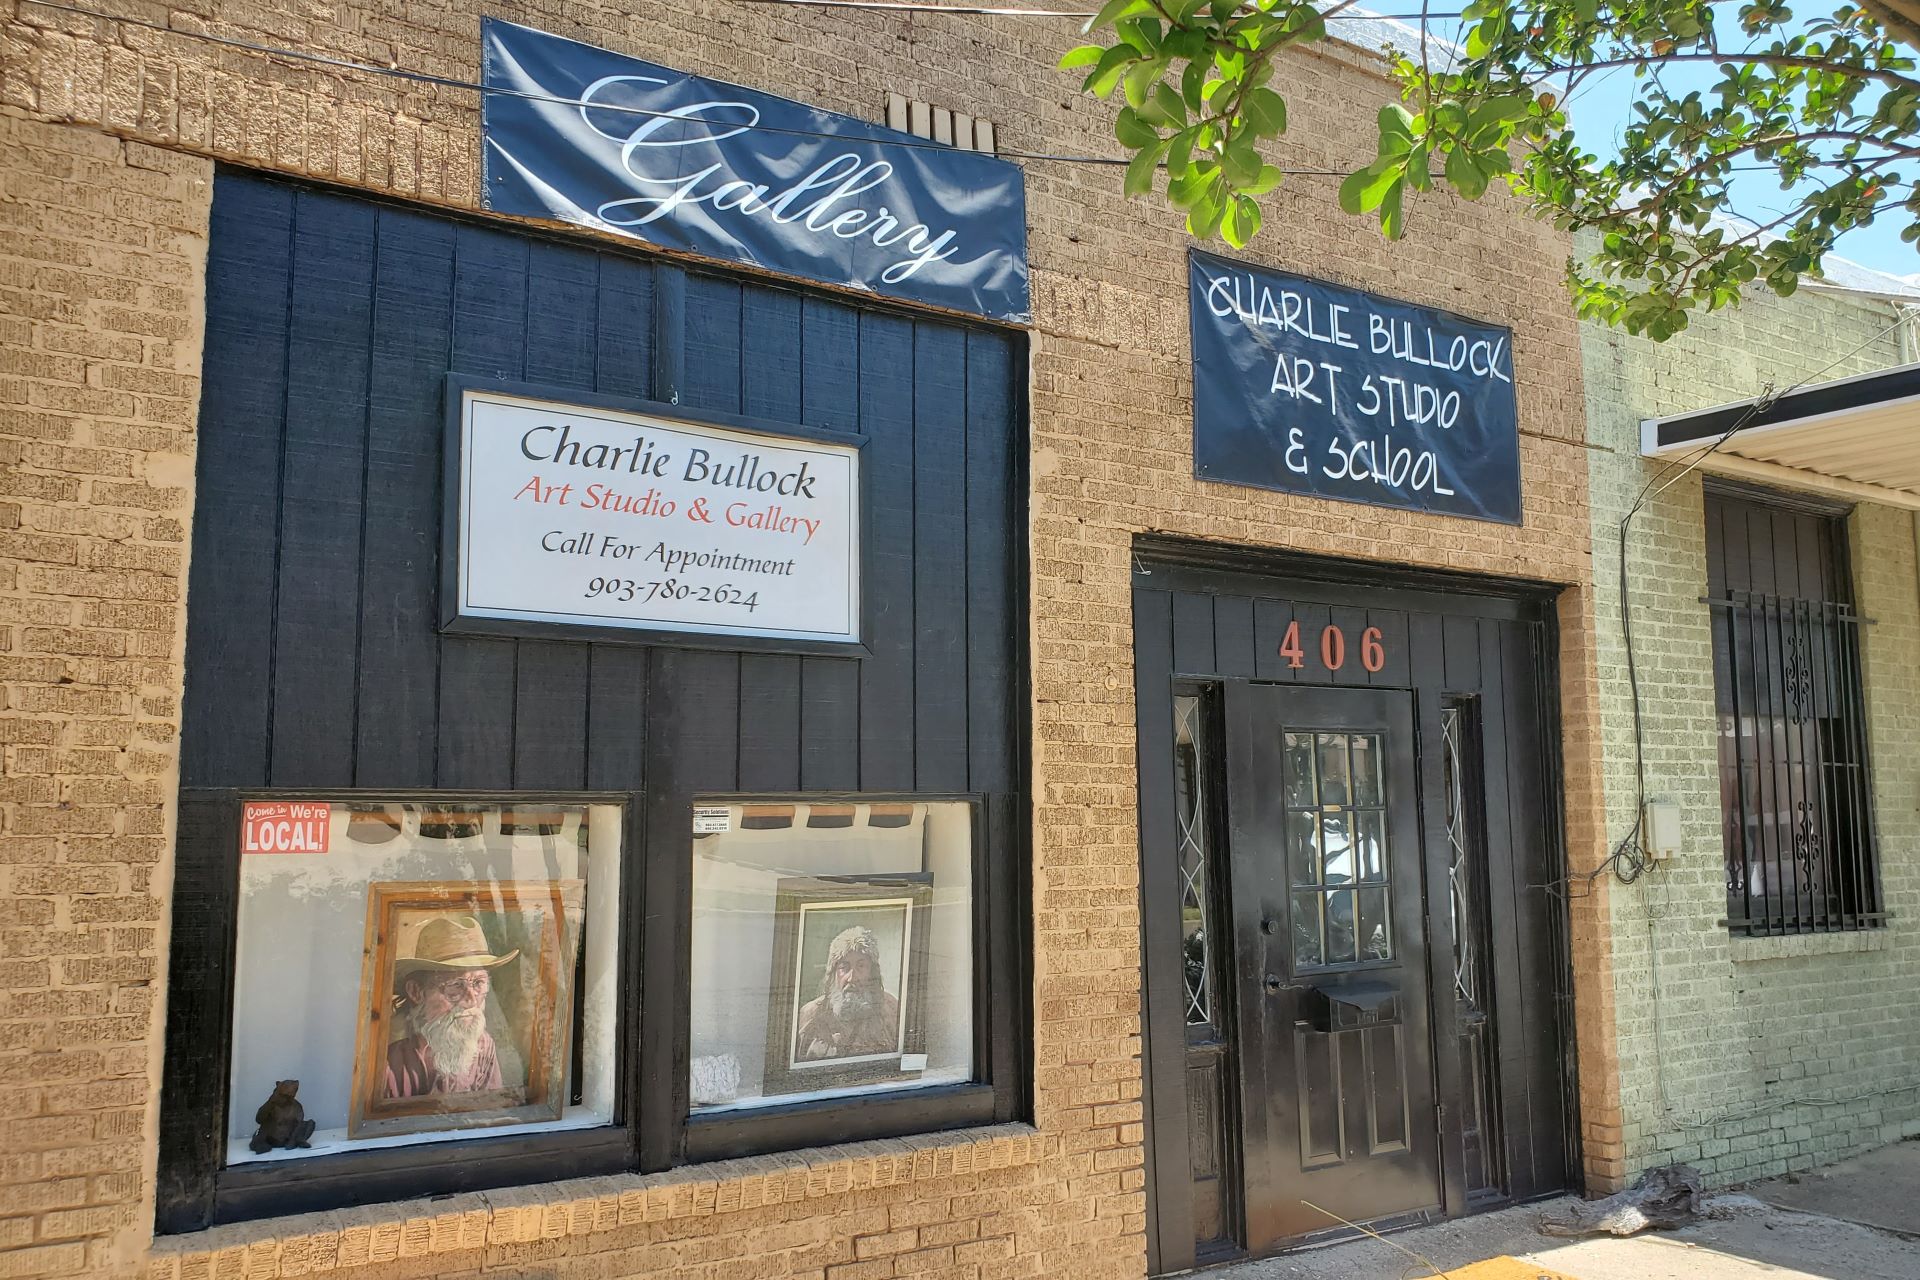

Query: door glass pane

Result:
[1351,733,1382,805]
[1320,810,1353,885]
[1174,694,1217,1029]
[1354,809,1386,882]
[1291,891,1324,968]
[1316,734,1351,807]
[1283,732,1316,808]
[1286,809,1320,886]
[1357,887,1392,960]
[1324,889,1358,963]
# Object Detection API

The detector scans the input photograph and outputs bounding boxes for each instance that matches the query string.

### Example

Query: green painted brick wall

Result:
[1581,260,1920,1186]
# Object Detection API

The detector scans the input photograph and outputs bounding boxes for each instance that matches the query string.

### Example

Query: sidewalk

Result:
[1203,1141,1920,1280]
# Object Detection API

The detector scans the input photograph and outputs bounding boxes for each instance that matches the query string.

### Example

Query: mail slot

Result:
[1301,978,1399,1031]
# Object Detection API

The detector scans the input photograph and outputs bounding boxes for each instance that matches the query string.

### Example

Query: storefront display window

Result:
[689,800,975,1111]
[225,800,621,1163]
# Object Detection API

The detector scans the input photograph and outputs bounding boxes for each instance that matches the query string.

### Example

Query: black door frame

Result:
[1132,537,1580,1275]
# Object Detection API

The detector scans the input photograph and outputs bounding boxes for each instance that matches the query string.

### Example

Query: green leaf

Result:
[1084,44,1137,98]
[1123,58,1169,109]
[1242,85,1288,138]
[1125,140,1164,198]
[1468,94,1532,138]
[1188,187,1227,240]
[1058,44,1106,71]
[1222,137,1263,186]
[1084,0,1153,35]
[1406,142,1431,190]
[1115,106,1161,149]
[1445,146,1489,199]
[1380,180,1407,239]
[1243,163,1283,196]
[1152,81,1190,128]
[1339,158,1402,215]
[1223,194,1263,248]
[1181,62,1208,114]
[1166,128,1197,178]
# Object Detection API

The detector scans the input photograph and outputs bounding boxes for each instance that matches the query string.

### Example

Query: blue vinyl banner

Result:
[481,20,1030,323]
[1189,251,1522,524]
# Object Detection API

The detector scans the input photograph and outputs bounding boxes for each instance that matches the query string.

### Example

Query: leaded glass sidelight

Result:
[1442,697,1505,1199]
[1173,694,1217,1028]
[1281,730,1391,970]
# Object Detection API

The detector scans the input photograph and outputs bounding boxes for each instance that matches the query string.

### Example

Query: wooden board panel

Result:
[742,285,803,423]
[269,191,375,787]
[682,273,742,415]
[182,181,293,788]
[355,207,456,787]
[913,322,969,791]
[965,332,1017,795]
[801,296,860,432]
[513,641,590,790]
[856,311,918,790]
[524,240,600,391]
[593,253,653,400]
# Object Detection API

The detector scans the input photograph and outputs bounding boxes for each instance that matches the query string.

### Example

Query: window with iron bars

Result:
[1704,483,1885,936]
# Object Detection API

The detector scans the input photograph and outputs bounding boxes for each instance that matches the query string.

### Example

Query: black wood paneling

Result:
[172,170,1027,1220]
[183,170,1021,807]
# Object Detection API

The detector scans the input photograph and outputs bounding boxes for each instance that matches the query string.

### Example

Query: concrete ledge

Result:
[145,1123,1045,1279]
[1729,930,1890,962]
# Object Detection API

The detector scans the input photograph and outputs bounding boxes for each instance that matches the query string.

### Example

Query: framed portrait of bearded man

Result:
[348,880,585,1139]
[763,874,933,1097]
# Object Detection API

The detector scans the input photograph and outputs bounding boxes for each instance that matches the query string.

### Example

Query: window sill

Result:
[150,1122,1042,1275]
[1730,929,1889,961]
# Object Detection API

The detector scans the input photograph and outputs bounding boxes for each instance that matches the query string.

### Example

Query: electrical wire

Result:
[18,1,1365,171]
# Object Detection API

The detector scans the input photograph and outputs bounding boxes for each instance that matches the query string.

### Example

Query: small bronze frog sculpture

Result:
[249,1079,317,1153]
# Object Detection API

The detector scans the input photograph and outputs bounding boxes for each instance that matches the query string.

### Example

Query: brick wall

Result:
[0,109,209,1279]
[1,3,1604,1276]
[1580,259,1920,1185]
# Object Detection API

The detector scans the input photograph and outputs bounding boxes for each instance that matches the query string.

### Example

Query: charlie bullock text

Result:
[519,422,820,498]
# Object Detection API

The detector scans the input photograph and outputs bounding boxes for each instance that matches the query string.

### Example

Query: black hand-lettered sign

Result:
[1189,250,1522,524]
[481,20,1030,323]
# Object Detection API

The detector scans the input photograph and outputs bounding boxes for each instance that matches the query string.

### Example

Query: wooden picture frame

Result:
[762,874,933,1097]
[348,880,585,1140]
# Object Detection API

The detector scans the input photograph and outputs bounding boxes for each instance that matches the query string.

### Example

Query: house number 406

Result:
[1278,622,1386,674]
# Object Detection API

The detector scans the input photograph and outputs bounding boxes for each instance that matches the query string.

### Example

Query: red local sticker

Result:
[241,801,332,854]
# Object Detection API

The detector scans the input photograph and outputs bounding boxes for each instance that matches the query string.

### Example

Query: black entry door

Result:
[1224,682,1439,1250]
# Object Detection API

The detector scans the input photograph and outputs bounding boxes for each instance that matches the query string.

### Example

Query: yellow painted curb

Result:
[1437,1258,1579,1280]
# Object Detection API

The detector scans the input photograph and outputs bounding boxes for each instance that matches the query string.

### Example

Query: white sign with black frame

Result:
[449,387,862,646]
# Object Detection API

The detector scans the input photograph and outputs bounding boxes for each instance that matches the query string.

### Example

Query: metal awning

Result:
[1642,360,1920,510]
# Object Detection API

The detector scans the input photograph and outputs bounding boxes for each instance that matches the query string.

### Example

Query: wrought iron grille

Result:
[1173,693,1215,1028]
[1709,591,1883,934]
[1441,697,1505,1200]
[1706,487,1883,937]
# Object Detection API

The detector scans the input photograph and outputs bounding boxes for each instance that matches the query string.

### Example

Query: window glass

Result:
[226,801,621,1164]
[689,800,974,1111]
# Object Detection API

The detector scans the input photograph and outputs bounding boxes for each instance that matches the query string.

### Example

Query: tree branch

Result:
[1533,51,1920,95]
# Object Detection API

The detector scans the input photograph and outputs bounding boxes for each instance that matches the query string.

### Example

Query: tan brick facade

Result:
[1,3,1607,1276]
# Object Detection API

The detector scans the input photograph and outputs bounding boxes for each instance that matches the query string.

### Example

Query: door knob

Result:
[1264,974,1284,994]
[1261,917,1280,936]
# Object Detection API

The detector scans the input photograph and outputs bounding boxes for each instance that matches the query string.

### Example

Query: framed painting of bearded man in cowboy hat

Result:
[349,880,584,1139]
[763,874,933,1097]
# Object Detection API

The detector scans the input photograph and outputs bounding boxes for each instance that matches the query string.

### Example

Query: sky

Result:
[1393,12,1920,282]
[1560,58,1919,281]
